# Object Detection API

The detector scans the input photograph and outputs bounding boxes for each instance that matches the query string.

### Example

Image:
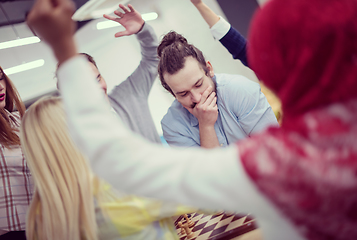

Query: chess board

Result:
[174,212,257,240]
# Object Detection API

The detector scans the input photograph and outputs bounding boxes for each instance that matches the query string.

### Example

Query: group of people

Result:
[1,0,356,239]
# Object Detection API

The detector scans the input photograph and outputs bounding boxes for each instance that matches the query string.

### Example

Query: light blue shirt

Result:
[161,74,279,147]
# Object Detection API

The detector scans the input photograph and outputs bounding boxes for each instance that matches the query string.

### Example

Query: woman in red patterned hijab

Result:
[240,0,357,239]
[26,0,357,239]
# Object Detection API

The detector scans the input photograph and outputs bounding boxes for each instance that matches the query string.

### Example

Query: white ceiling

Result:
[0,0,258,135]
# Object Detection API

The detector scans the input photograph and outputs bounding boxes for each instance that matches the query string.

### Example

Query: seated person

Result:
[190,0,282,123]
[58,4,161,144]
[28,0,357,239]
[0,66,33,240]
[20,96,195,240]
[158,32,279,148]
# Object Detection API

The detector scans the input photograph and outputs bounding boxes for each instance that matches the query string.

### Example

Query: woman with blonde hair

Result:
[0,66,33,240]
[26,0,357,239]
[20,96,194,240]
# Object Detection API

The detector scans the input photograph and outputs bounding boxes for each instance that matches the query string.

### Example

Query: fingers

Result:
[206,93,217,106]
[112,4,135,19]
[26,0,77,65]
[27,0,75,27]
[127,4,135,12]
[115,30,129,38]
[201,92,216,110]
[200,86,212,105]
[119,4,130,13]
[103,14,119,22]
[208,97,217,109]
[114,10,124,18]
[27,0,52,25]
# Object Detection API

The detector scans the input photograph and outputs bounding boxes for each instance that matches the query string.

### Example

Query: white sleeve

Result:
[57,56,269,214]
[210,16,231,40]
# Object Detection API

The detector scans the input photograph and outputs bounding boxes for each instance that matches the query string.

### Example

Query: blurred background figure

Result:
[20,96,195,240]
[26,0,357,239]
[0,66,33,240]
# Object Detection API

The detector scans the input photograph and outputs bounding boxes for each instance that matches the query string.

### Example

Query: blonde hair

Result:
[20,96,97,240]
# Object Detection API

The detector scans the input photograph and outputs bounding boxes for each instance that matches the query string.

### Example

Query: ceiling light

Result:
[96,12,158,30]
[0,36,40,50]
[4,59,45,76]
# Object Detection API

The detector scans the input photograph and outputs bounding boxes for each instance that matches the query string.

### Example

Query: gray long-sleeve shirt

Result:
[108,23,161,144]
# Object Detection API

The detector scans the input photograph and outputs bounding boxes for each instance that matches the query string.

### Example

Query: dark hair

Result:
[79,53,98,68]
[157,31,209,96]
[55,53,98,89]
[0,66,26,147]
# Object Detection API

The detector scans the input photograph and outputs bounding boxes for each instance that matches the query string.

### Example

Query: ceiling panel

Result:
[0,0,34,26]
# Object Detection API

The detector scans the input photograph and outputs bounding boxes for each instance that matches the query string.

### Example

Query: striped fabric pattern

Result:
[0,111,34,233]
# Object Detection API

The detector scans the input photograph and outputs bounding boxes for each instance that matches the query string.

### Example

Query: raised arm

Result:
[103,4,144,37]
[190,0,248,66]
[105,4,159,97]
[26,0,77,65]
[26,0,274,217]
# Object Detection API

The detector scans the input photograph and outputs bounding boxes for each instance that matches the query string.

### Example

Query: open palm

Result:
[103,4,145,38]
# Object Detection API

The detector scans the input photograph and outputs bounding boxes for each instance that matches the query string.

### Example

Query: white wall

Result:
[0,0,259,136]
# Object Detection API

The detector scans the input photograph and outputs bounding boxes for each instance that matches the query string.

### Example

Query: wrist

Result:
[54,39,78,66]
[199,122,215,130]
[136,21,146,34]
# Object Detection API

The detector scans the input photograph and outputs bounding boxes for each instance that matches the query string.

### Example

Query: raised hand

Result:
[26,0,77,65]
[188,86,218,128]
[103,4,145,38]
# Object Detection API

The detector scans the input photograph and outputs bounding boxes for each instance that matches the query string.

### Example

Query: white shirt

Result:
[210,16,231,40]
[57,56,305,240]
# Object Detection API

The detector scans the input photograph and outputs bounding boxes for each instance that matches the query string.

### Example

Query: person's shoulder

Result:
[216,74,259,92]
[161,100,189,126]
[216,73,258,86]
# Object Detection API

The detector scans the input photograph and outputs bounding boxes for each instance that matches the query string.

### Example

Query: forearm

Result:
[219,27,248,67]
[137,23,159,65]
[129,23,159,92]
[199,125,220,148]
[57,56,253,212]
[192,2,220,28]
[53,39,77,66]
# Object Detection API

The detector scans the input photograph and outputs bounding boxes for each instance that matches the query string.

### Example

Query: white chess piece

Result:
[182,222,194,239]
[178,222,185,235]
[184,214,195,228]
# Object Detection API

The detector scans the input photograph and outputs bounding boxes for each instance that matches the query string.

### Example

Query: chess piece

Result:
[182,222,194,239]
[184,214,195,228]
[213,211,224,216]
[178,222,185,235]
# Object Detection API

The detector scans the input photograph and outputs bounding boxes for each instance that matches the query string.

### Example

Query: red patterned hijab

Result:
[239,0,357,239]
